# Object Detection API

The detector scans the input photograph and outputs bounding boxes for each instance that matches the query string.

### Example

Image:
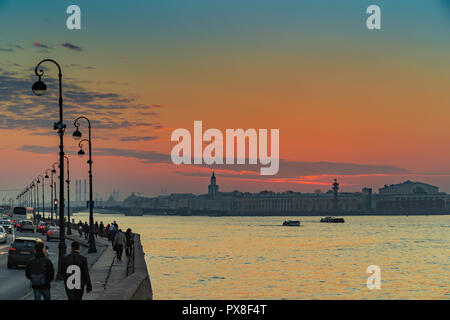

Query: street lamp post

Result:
[29,183,34,219]
[33,59,67,279]
[28,187,31,207]
[45,169,53,220]
[73,116,97,253]
[35,178,40,220]
[51,162,58,221]
[31,181,37,222]
[37,175,45,220]
[64,155,72,235]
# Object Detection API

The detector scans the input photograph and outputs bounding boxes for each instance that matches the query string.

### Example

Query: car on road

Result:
[0,226,7,244]
[0,219,13,234]
[46,226,60,241]
[7,237,43,269]
[19,220,35,233]
[37,221,46,233]
[41,221,55,233]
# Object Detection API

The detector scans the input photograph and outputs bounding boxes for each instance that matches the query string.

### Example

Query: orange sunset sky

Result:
[1,0,450,200]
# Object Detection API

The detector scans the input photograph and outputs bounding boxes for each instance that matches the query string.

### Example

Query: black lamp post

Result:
[51,162,59,220]
[29,183,33,209]
[73,116,97,253]
[45,169,53,220]
[64,155,72,235]
[31,181,36,222]
[37,175,45,220]
[33,59,67,279]
[34,178,40,220]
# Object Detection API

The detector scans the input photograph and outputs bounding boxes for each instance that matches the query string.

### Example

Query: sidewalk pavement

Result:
[24,233,129,300]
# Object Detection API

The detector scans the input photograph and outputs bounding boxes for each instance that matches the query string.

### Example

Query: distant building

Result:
[119,176,448,215]
[379,180,439,195]
[375,181,446,211]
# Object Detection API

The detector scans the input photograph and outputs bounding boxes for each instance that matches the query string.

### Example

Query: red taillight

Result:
[47,231,51,235]
[8,247,16,251]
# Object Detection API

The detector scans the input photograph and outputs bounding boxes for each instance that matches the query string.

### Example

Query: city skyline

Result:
[1,0,450,199]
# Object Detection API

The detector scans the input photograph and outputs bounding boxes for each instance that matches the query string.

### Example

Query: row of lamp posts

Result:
[15,59,97,279]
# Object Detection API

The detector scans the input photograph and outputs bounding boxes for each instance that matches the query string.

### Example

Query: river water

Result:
[71,213,449,299]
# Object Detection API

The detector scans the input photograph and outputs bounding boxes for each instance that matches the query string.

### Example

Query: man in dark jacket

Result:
[82,222,89,240]
[25,241,55,300]
[61,241,92,300]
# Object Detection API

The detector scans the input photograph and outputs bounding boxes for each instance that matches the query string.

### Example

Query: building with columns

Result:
[374,180,447,211]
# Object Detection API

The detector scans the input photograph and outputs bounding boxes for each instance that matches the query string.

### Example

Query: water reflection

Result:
[72,213,449,299]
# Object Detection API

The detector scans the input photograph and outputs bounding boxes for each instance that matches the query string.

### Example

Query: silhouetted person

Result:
[115,229,126,261]
[61,241,92,300]
[99,221,105,237]
[83,222,89,240]
[78,220,83,237]
[25,242,55,300]
[125,228,133,257]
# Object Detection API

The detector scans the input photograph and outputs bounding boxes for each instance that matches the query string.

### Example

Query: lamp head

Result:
[32,77,47,96]
[73,128,82,140]
[51,168,56,173]
[78,148,86,157]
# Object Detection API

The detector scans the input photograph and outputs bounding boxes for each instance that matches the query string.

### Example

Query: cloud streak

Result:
[61,42,83,51]
[120,136,158,142]
[32,41,50,49]
[0,71,163,135]
[17,144,408,182]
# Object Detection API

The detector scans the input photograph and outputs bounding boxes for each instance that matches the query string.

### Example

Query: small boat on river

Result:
[282,220,301,226]
[320,216,345,223]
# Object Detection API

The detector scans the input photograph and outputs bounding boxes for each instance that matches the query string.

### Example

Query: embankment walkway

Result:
[23,232,152,300]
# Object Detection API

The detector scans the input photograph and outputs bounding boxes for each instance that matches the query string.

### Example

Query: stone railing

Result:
[98,233,153,300]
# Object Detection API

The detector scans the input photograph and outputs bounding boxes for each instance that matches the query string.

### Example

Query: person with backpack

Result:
[25,241,55,300]
[61,241,92,300]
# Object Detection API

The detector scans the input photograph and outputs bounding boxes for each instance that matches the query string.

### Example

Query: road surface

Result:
[0,227,64,300]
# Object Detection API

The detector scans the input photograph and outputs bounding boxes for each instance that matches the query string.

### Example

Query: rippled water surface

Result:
[73,214,449,299]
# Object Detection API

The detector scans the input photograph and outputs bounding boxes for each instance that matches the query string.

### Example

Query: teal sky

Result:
[1,0,449,50]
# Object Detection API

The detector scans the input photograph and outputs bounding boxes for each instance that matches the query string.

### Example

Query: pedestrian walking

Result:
[83,222,89,240]
[114,229,126,261]
[110,223,117,249]
[99,221,104,238]
[78,220,83,237]
[61,241,92,300]
[105,223,110,238]
[125,228,133,257]
[25,241,55,300]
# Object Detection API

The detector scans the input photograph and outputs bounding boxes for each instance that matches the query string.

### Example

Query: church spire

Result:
[208,171,219,198]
